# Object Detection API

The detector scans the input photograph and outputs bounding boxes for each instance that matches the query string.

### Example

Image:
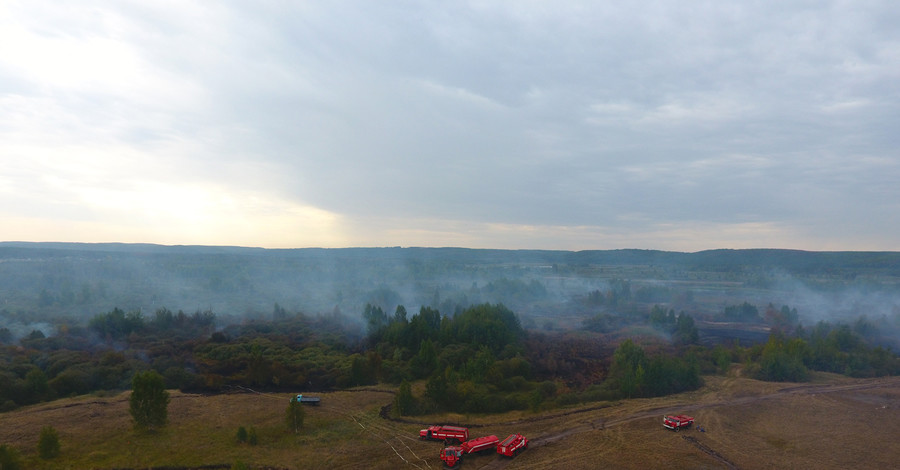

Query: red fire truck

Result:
[497,433,528,457]
[663,414,694,431]
[420,425,469,443]
[439,435,500,468]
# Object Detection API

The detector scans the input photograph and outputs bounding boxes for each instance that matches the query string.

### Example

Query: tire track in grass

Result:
[230,386,430,469]
[467,377,900,469]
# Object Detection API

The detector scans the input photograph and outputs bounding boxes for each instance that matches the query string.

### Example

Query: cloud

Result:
[0,1,898,250]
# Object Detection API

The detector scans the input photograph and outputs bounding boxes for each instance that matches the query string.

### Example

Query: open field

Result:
[2,373,900,469]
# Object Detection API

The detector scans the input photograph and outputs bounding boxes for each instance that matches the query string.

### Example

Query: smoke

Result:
[0,314,56,341]
[2,244,899,348]
[765,273,900,326]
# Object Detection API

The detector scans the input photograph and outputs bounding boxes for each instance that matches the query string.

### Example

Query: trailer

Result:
[462,435,499,454]
[663,414,694,431]
[497,433,528,457]
[420,425,469,443]
[439,435,499,468]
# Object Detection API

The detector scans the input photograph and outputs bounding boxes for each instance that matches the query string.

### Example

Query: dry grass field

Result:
[2,372,899,469]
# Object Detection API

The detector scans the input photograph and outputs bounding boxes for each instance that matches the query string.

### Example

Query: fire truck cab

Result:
[663,414,694,431]
[440,446,464,468]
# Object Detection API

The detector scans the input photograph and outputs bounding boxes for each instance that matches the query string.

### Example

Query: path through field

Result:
[465,375,900,469]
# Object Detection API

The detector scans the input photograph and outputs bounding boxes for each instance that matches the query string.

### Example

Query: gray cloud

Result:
[1,1,897,250]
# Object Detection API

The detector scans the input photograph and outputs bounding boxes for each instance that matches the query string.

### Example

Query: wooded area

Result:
[1,243,899,415]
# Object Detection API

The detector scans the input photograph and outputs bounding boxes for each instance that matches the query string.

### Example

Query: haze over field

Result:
[1,1,898,250]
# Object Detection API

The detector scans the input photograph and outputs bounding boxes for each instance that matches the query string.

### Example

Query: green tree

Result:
[711,345,732,374]
[394,380,414,416]
[0,444,23,470]
[38,426,61,459]
[0,327,12,344]
[674,312,699,345]
[363,303,388,340]
[757,335,809,382]
[285,396,305,433]
[129,370,170,430]
[349,354,376,386]
[236,426,248,443]
[25,368,51,404]
[410,338,438,378]
[608,339,647,398]
[723,302,759,322]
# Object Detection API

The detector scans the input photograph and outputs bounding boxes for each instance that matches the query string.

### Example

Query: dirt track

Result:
[449,376,900,470]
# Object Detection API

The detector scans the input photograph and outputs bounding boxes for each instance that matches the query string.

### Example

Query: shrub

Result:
[285,396,305,433]
[38,426,61,459]
[129,370,170,430]
[0,444,23,470]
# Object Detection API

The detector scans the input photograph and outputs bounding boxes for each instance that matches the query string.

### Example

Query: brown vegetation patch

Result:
[2,376,900,469]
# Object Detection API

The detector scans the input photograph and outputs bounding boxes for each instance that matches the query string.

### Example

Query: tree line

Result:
[1,299,898,416]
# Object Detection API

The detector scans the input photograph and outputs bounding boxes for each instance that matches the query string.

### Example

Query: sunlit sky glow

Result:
[2,1,898,251]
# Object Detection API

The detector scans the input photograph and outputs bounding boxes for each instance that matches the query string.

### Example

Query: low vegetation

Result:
[1,296,897,419]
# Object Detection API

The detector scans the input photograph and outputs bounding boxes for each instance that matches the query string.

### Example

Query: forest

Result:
[1,243,899,415]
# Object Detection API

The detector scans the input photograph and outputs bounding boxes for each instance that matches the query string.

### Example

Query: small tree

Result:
[0,444,23,470]
[38,426,61,459]
[285,396,305,434]
[394,380,414,416]
[129,370,170,430]
[235,426,248,443]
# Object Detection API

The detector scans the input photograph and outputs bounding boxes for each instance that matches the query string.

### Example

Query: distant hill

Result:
[1,242,898,327]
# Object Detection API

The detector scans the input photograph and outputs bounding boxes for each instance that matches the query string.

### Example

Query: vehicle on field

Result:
[497,433,528,457]
[420,425,469,443]
[462,435,500,453]
[439,435,500,468]
[440,446,464,468]
[293,394,320,405]
[663,414,694,431]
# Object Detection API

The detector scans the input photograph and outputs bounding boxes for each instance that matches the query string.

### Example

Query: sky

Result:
[1,1,898,252]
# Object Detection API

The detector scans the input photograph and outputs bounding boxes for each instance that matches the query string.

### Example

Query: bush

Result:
[394,380,415,416]
[235,426,248,443]
[129,370,170,430]
[38,425,61,459]
[0,444,23,470]
[285,396,305,434]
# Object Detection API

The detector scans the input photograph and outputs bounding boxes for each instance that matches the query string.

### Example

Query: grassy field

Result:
[2,372,899,469]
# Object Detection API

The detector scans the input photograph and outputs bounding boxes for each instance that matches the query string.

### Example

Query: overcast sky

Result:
[1,1,898,251]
